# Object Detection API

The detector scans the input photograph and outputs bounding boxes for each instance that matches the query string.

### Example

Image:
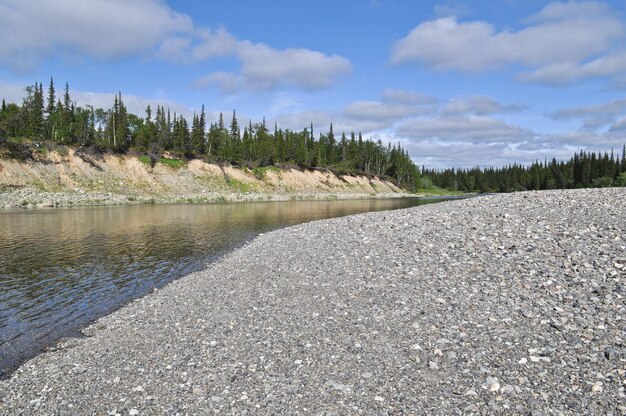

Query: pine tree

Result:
[190,106,206,155]
[327,123,335,164]
[230,110,239,142]
[46,77,55,117]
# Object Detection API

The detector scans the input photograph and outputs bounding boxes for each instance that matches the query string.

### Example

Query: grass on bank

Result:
[160,157,186,169]
[252,165,282,180]
[137,155,185,169]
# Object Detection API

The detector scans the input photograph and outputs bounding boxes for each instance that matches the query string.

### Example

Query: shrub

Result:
[592,176,613,188]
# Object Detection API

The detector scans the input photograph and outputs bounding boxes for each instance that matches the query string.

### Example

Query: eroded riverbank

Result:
[1,188,624,414]
[0,149,421,209]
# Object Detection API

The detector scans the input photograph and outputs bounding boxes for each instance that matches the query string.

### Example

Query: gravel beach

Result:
[1,188,625,415]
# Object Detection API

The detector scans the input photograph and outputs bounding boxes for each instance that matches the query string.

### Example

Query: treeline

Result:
[423,148,626,192]
[0,79,420,189]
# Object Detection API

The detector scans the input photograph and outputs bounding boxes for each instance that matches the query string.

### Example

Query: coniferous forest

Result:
[1,79,626,193]
[0,80,420,190]
[422,148,626,193]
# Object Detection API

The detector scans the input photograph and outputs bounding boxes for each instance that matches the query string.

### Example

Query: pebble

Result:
[0,189,624,414]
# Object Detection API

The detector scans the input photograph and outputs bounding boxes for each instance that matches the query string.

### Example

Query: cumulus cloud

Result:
[236,42,351,91]
[401,140,554,169]
[342,100,432,122]
[193,41,352,93]
[381,89,437,105]
[191,28,239,61]
[444,96,526,115]
[397,116,535,143]
[609,116,626,131]
[0,1,351,92]
[391,1,625,85]
[551,99,626,130]
[0,0,193,71]
[551,99,626,120]
[518,51,626,85]
[541,130,626,148]
[272,88,437,135]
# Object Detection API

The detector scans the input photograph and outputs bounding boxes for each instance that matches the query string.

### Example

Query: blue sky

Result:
[1,0,626,168]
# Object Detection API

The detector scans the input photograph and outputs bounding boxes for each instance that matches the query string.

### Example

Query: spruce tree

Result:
[46,78,55,117]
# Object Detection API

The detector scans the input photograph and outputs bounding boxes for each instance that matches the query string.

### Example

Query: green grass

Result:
[138,155,151,165]
[159,157,186,169]
[229,178,252,193]
[252,165,281,180]
[415,187,469,196]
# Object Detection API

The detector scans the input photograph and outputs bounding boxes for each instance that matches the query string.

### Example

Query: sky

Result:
[1,0,626,169]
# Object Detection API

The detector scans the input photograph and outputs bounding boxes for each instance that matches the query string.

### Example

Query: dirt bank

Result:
[0,149,409,208]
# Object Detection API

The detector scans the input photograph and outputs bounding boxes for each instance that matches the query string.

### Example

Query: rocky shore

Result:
[0,185,412,209]
[1,188,624,414]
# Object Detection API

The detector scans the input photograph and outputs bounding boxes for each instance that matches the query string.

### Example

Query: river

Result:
[0,197,449,377]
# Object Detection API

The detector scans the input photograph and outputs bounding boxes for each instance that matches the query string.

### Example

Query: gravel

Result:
[0,186,411,209]
[1,188,625,415]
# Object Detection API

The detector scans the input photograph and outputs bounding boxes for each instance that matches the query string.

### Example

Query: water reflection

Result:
[0,198,444,376]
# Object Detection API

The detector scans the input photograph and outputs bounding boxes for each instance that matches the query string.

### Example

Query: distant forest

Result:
[0,79,420,190]
[423,148,626,192]
[1,79,625,193]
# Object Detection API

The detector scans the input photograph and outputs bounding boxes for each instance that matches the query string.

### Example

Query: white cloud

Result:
[193,72,243,94]
[271,88,436,135]
[397,116,534,143]
[402,138,592,169]
[518,51,626,85]
[381,89,437,105]
[191,28,239,61]
[0,1,351,93]
[444,96,526,115]
[236,42,351,91]
[194,41,352,93]
[271,90,623,169]
[542,130,626,148]
[551,99,626,130]
[609,116,626,132]
[0,0,193,71]
[391,1,625,85]
[343,101,431,122]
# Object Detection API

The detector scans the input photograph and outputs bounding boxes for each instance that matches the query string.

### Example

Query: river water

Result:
[0,197,447,377]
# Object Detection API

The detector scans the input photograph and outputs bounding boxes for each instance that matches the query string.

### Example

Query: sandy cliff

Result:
[0,149,407,207]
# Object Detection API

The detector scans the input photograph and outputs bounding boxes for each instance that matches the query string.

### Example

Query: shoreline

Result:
[0,185,463,210]
[1,188,624,414]
[0,187,414,209]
